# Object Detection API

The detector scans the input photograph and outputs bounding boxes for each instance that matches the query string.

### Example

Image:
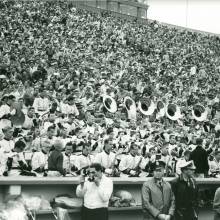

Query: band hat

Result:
[152,160,166,171]
[179,160,196,170]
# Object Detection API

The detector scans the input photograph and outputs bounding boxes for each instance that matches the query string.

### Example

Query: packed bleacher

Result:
[0,0,220,181]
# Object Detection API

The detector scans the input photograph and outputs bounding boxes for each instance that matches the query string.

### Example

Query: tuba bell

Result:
[166,103,182,121]
[138,97,155,116]
[103,95,117,113]
[124,96,137,121]
[192,104,207,121]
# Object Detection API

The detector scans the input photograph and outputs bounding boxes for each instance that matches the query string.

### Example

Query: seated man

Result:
[119,142,142,177]
[31,139,51,176]
[75,143,94,173]
[209,150,220,177]
[94,138,117,176]
[48,140,66,177]
[6,140,33,176]
[62,142,78,175]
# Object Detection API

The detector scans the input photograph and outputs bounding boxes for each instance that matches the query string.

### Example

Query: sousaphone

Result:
[103,95,117,113]
[192,104,207,121]
[166,103,182,120]
[138,97,155,116]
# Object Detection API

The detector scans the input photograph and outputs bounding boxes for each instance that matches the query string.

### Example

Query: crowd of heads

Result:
[1,0,220,177]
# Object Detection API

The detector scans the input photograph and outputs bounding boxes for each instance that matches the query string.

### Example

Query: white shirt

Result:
[176,158,188,175]
[33,97,50,113]
[119,154,141,171]
[75,154,94,170]
[0,139,15,153]
[31,151,48,171]
[0,104,13,129]
[60,103,79,116]
[0,148,8,175]
[209,158,220,174]
[76,174,113,209]
[94,151,116,169]
[22,115,34,130]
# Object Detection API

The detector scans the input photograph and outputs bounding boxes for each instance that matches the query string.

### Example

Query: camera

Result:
[156,154,161,160]
[82,168,95,182]
[88,176,95,182]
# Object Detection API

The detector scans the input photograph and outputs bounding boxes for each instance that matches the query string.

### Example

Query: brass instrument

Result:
[192,104,207,121]
[138,97,155,116]
[166,103,182,121]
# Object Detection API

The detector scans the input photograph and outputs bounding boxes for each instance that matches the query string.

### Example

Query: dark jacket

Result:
[190,145,209,174]
[214,187,220,220]
[48,149,65,175]
[172,175,198,220]
[142,178,175,220]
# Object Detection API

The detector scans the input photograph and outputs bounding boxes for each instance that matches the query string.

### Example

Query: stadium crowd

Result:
[0,0,220,182]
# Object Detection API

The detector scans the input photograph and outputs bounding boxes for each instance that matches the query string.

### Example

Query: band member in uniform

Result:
[33,88,50,116]
[6,140,31,176]
[75,143,94,172]
[141,160,175,220]
[22,106,36,131]
[209,150,220,177]
[0,126,15,153]
[94,138,116,175]
[172,161,198,220]
[62,142,77,175]
[31,139,51,176]
[119,142,142,176]
[76,163,113,220]
[0,95,15,131]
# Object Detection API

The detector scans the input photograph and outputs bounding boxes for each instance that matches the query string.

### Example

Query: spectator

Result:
[190,138,209,177]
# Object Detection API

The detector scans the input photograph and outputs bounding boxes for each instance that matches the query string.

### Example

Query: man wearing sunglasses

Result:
[76,163,113,220]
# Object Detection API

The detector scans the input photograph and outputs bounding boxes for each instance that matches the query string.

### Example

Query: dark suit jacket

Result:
[190,146,209,174]
[48,149,65,175]
[142,178,175,220]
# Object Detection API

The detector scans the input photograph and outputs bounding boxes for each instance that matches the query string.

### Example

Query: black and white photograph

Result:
[0,0,220,219]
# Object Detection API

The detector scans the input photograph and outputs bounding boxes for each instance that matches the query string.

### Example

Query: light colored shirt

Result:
[33,97,50,113]
[119,154,141,171]
[31,151,48,171]
[60,103,79,116]
[209,158,220,174]
[75,154,94,170]
[94,151,116,169]
[22,115,34,130]
[0,139,15,153]
[76,174,113,209]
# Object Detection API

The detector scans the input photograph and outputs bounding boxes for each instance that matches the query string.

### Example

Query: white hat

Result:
[179,160,196,170]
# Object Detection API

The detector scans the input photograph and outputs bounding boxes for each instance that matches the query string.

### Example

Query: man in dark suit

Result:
[142,161,175,220]
[172,161,198,220]
[48,140,66,176]
[190,138,209,178]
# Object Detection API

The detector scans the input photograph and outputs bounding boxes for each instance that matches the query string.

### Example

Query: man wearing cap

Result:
[33,89,50,116]
[0,95,15,130]
[173,161,198,220]
[0,126,15,153]
[209,150,220,177]
[142,160,175,220]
